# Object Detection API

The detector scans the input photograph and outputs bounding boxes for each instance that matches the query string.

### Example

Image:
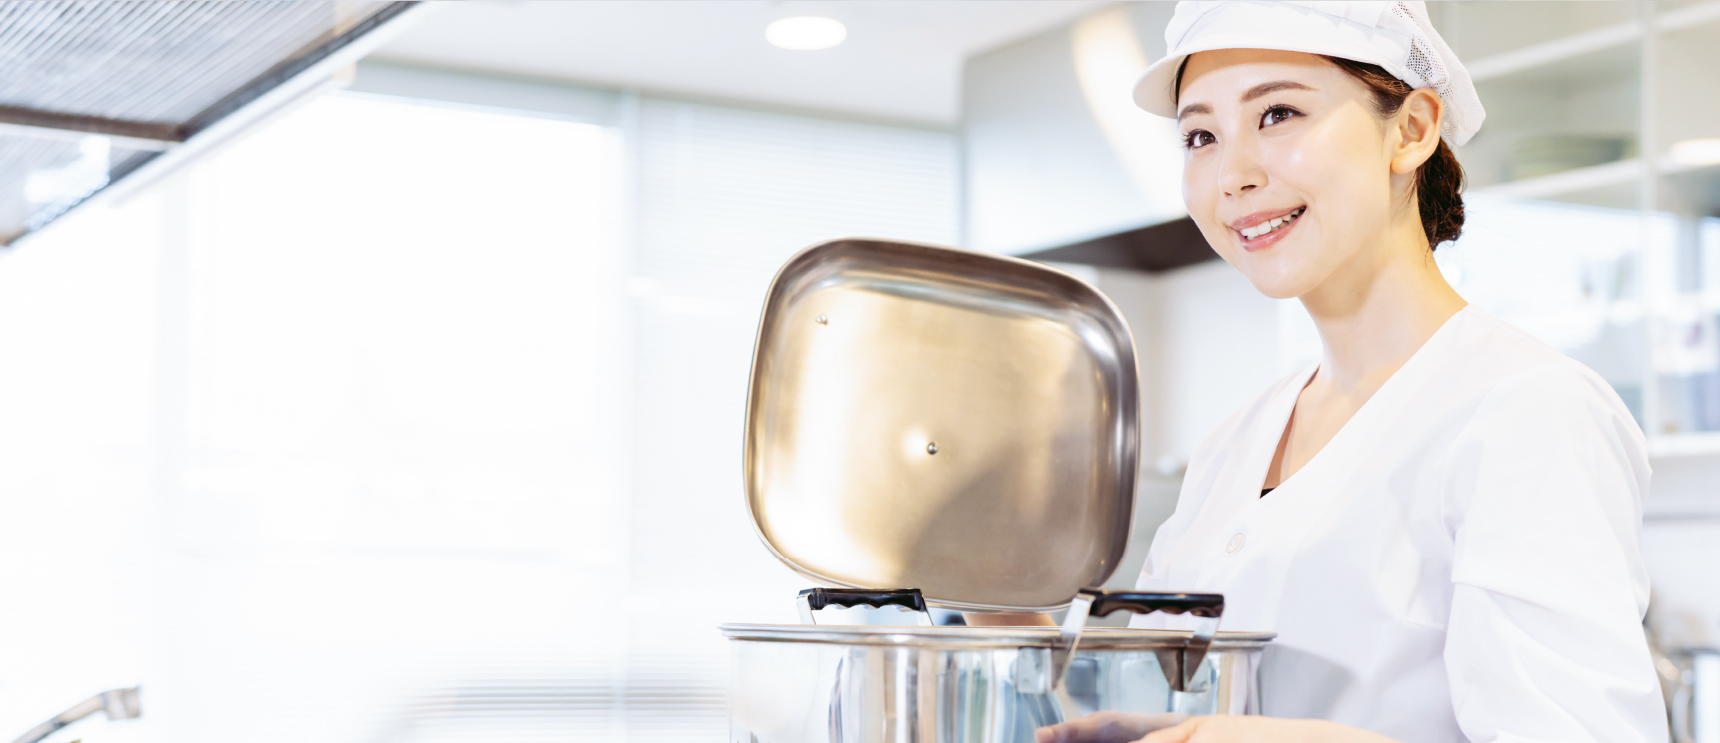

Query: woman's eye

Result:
[1260,105,1298,128]
[1183,130,1216,149]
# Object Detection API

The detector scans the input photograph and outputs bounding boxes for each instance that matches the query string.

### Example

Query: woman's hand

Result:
[1038,714,1402,743]
[1135,716,1401,743]
[1035,712,1188,743]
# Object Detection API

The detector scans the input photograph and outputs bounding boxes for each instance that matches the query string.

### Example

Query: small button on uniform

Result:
[1225,533,1246,555]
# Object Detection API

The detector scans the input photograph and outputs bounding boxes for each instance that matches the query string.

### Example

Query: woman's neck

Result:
[1299,231,1467,395]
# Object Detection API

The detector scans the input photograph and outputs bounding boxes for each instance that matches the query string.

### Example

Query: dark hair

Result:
[1173,56,1467,248]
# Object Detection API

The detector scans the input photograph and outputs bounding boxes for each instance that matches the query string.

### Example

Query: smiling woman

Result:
[1033,2,1671,743]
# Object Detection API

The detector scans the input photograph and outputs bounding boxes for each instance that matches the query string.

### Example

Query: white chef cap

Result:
[1133,1,1485,145]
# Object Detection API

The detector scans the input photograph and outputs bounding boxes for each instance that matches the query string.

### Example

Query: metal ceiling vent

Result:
[0,0,421,245]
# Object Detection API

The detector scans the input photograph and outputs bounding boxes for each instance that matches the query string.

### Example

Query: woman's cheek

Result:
[1181,157,1214,222]
[1266,137,1312,179]
[1199,221,1242,268]
[1183,160,1232,260]
[1264,137,1333,208]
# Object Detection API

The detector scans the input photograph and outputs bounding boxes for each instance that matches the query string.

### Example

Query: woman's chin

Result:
[1242,272,1319,301]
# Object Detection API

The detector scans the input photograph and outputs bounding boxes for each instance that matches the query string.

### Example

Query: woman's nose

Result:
[1218,144,1267,196]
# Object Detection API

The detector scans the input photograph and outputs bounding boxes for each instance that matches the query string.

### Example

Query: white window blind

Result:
[174,94,635,743]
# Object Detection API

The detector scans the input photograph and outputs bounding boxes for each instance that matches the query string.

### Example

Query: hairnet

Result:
[1133,1,1485,145]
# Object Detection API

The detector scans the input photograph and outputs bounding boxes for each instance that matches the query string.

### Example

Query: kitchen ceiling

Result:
[369,0,1108,126]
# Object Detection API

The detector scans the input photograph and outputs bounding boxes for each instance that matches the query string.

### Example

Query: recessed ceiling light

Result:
[765,16,847,51]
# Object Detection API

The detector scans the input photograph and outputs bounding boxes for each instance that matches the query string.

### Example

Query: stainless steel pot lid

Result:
[743,238,1140,612]
[718,624,1274,651]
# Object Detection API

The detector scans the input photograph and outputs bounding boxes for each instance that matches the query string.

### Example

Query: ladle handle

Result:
[1083,591,1224,619]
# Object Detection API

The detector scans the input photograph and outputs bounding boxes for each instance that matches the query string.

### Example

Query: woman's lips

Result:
[1235,206,1306,252]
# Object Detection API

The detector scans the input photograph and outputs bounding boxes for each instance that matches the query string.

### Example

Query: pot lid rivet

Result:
[927,442,939,455]
[816,314,828,325]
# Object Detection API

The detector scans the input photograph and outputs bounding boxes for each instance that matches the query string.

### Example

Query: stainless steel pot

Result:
[723,619,1270,743]
[733,239,1275,743]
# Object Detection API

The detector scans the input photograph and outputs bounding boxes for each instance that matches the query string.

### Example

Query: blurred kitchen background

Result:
[2,1,1719,741]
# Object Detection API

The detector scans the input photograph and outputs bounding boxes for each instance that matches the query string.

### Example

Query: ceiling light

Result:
[766,17,846,51]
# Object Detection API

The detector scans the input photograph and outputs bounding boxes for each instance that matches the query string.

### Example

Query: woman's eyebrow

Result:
[1242,80,1315,101]
[1178,80,1316,120]
[1177,102,1212,120]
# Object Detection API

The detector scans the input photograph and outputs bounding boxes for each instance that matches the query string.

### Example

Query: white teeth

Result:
[1239,208,1304,240]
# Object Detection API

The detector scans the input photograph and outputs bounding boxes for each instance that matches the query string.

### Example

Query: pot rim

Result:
[718,623,1275,650]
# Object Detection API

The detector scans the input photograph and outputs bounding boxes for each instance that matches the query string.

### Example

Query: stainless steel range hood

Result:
[0,0,424,245]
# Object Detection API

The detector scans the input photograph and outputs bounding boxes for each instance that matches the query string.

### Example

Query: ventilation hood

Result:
[0,0,423,245]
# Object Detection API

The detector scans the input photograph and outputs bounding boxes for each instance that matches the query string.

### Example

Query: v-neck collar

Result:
[1242,363,1317,505]
[1244,306,1472,505]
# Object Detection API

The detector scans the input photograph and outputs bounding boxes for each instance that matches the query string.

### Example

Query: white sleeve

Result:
[1440,363,1667,743]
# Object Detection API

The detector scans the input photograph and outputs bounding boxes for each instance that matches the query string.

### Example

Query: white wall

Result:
[1096,260,1283,471]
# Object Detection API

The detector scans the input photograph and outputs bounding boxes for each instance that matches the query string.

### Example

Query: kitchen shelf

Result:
[1649,431,1720,458]
[1472,158,1642,201]
[1464,1,1720,82]
[1470,155,1720,202]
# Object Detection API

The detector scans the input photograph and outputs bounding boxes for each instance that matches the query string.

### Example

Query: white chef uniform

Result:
[1130,306,1669,743]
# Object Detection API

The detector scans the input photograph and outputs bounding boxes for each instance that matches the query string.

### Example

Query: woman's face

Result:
[1176,49,1405,299]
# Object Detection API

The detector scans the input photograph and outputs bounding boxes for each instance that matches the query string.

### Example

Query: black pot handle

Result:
[796,588,933,626]
[1083,591,1223,619]
[798,587,929,613]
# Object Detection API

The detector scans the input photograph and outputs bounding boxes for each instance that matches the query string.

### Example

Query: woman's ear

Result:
[1391,88,1443,175]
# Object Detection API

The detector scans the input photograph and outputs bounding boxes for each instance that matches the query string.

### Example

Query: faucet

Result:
[9,687,140,743]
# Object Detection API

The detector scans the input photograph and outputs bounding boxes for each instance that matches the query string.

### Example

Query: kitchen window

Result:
[0,65,958,743]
